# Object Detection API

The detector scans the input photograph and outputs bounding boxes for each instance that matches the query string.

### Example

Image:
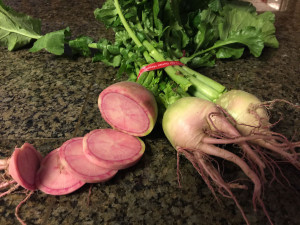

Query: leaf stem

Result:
[114,0,143,48]
[88,43,97,49]
[181,66,226,93]
[181,40,236,64]
[0,26,42,40]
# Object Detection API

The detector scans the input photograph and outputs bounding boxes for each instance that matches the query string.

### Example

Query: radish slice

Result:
[59,137,118,183]
[35,148,85,195]
[8,143,42,191]
[83,129,145,170]
[98,81,158,136]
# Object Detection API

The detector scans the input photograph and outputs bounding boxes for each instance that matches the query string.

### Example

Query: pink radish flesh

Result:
[101,92,149,133]
[8,143,42,191]
[98,81,158,136]
[35,148,85,195]
[83,129,145,169]
[59,137,118,183]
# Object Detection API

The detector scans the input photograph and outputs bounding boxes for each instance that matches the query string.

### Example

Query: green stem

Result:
[192,90,211,101]
[116,14,154,64]
[88,43,97,49]
[142,40,192,91]
[188,76,220,101]
[181,40,236,64]
[181,66,226,93]
[114,0,143,48]
[173,66,224,101]
[2,27,42,40]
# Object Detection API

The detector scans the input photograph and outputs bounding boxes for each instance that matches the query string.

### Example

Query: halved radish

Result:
[98,81,158,136]
[35,148,85,195]
[83,129,145,170]
[7,143,42,191]
[59,137,118,183]
[0,143,43,225]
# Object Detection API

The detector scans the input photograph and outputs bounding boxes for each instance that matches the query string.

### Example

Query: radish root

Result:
[177,145,273,225]
[15,191,34,225]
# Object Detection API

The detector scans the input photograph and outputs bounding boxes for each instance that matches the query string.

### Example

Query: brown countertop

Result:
[0,0,299,224]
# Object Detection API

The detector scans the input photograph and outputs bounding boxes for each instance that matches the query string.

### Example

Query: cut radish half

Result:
[83,129,145,170]
[35,148,85,195]
[8,143,42,191]
[98,81,158,136]
[59,137,118,183]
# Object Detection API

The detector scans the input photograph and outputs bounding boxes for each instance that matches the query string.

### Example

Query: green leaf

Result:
[159,81,189,109]
[69,36,94,56]
[162,0,190,58]
[208,0,222,12]
[216,26,264,57]
[219,7,278,48]
[0,0,41,50]
[188,9,220,52]
[257,11,279,48]
[29,27,70,55]
[216,46,244,59]
[184,2,278,64]
[194,26,206,51]
[221,0,256,14]
[94,0,118,28]
[115,30,131,45]
[111,55,122,67]
[190,53,215,67]
[153,0,163,33]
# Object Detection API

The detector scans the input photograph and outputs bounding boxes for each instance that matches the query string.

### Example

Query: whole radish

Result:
[216,90,300,169]
[162,97,273,225]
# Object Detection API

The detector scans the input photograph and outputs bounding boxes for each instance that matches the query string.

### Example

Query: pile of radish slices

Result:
[37,129,145,195]
[0,81,158,224]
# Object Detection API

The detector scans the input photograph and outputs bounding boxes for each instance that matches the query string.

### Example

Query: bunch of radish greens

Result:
[1,0,300,225]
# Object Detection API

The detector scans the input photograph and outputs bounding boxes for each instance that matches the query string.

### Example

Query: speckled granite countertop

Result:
[0,0,299,224]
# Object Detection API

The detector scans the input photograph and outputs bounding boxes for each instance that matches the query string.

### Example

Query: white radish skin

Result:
[59,137,118,183]
[83,129,145,170]
[216,90,300,169]
[98,81,158,137]
[36,148,85,195]
[216,90,270,136]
